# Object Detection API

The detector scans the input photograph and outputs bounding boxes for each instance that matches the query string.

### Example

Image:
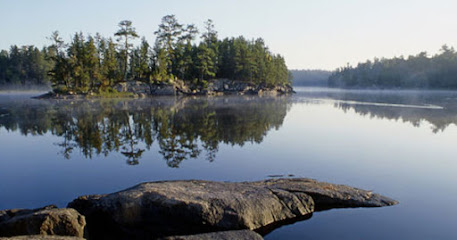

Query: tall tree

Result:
[154,15,183,75]
[196,43,216,81]
[101,38,120,88]
[84,36,101,91]
[132,37,151,81]
[115,20,139,81]
[174,24,198,80]
[202,19,217,47]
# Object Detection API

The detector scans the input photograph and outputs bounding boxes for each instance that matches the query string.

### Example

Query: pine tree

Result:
[84,36,101,92]
[154,15,183,76]
[196,43,216,81]
[115,20,139,82]
[101,38,120,88]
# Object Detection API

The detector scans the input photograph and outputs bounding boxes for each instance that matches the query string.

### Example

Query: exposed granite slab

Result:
[68,178,397,239]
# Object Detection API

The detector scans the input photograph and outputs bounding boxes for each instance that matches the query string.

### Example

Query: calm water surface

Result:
[0,87,456,239]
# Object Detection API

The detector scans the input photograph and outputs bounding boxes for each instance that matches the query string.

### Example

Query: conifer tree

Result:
[154,15,183,76]
[115,20,139,81]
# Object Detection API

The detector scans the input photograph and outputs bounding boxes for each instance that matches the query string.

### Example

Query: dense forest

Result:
[329,45,457,89]
[0,15,291,94]
[0,46,52,88]
[290,69,331,86]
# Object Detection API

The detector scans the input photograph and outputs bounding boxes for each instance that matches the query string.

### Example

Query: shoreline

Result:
[34,79,294,99]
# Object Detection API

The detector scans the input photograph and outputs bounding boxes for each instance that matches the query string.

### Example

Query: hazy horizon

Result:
[1,0,457,70]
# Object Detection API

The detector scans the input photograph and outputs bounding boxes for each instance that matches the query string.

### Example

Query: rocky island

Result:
[0,178,398,240]
[38,79,293,99]
[27,15,293,99]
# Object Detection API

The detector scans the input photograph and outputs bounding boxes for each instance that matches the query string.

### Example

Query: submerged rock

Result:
[68,178,397,239]
[0,205,85,238]
[160,230,263,240]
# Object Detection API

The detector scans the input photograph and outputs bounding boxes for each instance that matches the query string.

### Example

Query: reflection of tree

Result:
[316,90,457,133]
[0,96,290,167]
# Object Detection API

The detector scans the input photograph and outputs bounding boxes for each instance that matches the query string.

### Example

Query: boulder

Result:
[0,206,85,238]
[114,81,150,94]
[68,178,397,239]
[160,230,263,240]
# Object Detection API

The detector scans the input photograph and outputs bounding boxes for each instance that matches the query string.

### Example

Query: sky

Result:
[1,0,457,70]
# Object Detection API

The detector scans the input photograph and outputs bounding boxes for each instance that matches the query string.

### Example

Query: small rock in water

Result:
[267,174,284,178]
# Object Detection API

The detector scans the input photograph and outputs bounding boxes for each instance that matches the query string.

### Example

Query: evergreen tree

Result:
[115,20,139,81]
[196,43,216,81]
[132,37,151,82]
[84,36,101,92]
[101,38,120,88]
[1,15,292,92]
[175,24,198,81]
[151,42,169,83]
[154,15,183,76]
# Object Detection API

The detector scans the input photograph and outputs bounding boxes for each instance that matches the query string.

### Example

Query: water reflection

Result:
[2,89,457,167]
[0,96,291,166]
[297,88,457,133]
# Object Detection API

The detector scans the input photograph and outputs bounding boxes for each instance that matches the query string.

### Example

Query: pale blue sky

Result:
[1,0,457,70]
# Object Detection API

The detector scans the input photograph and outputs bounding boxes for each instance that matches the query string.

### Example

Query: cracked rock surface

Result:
[68,178,397,239]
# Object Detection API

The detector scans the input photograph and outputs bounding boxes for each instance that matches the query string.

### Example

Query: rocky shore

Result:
[0,178,398,240]
[36,79,294,99]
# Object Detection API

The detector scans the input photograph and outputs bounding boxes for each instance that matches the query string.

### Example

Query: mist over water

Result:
[0,88,456,239]
[0,84,50,93]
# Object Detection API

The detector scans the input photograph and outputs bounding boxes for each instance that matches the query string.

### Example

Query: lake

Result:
[0,87,456,239]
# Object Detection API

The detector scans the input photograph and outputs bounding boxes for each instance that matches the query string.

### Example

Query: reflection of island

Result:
[0,96,291,167]
[305,90,457,133]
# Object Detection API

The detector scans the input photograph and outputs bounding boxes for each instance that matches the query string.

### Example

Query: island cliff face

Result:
[115,79,294,97]
[38,79,294,99]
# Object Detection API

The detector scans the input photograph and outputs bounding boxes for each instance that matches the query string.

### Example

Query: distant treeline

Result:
[329,45,457,89]
[0,15,291,93]
[290,69,331,86]
[0,46,52,87]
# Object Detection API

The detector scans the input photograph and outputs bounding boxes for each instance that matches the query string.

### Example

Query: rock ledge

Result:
[68,178,397,239]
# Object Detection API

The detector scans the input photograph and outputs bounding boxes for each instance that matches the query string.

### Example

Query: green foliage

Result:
[0,16,291,92]
[217,37,290,86]
[329,45,457,89]
[115,20,139,81]
[195,43,216,80]
[0,45,52,86]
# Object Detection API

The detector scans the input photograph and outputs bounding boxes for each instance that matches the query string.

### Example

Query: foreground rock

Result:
[0,206,85,238]
[160,230,263,240]
[68,178,397,239]
[0,236,84,240]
